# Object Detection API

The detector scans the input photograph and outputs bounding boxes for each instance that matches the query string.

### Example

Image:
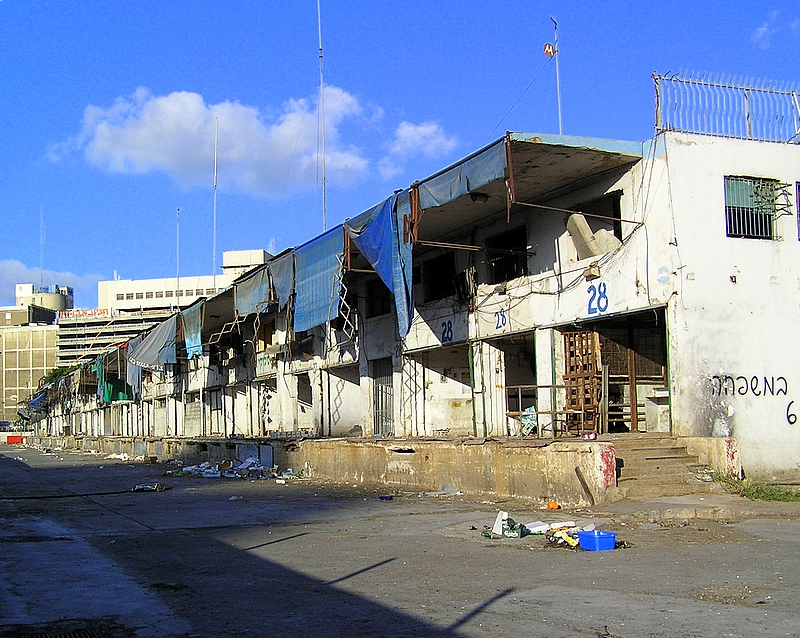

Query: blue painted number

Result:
[494,310,507,330]
[588,282,609,315]
[441,320,453,343]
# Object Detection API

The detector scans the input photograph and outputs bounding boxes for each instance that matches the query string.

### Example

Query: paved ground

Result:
[1,445,799,638]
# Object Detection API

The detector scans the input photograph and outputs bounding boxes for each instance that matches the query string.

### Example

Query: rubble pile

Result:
[175,458,297,481]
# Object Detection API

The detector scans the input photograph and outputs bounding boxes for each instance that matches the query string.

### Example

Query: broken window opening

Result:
[423,252,457,302]
[485,226,529,285]
[365,279,392,319]
[572,192,623,240]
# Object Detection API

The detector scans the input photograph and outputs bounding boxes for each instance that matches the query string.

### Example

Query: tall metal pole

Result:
[317,0,327,232]
[213,117,218,291]
[551,16,563,135]
[39,206,44,287]
[176,207,180,309]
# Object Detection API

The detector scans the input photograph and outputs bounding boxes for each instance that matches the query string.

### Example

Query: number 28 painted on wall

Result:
[587,282,609,315]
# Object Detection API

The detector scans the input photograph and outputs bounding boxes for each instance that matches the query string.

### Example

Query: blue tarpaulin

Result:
[417,138,506,209]
[234,266,271,317]
[346,190,414,337]
[269,252,294,309]
[182,301,203,359]
[127,314,178,371]
[294,227,344,332]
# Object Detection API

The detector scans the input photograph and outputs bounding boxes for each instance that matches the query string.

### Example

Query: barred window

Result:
[116,294,124,301]
[725,176,777,240]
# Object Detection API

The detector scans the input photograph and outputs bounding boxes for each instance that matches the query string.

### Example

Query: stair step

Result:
[623,482,723,498]
[616,447,689,458]
[619,472,713,486]
[611,436,681,448]
[619,457,699,472]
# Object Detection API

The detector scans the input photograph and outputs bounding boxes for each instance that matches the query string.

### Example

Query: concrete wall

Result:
[662,133,800,480]
[282,438,619,507]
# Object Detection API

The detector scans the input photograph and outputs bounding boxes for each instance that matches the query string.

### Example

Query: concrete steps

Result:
[612,435,723,498]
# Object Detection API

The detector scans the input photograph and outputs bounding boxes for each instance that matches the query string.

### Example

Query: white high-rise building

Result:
[97,250,268,312]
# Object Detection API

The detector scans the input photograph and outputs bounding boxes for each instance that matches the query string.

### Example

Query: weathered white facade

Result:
[30,122,800,483]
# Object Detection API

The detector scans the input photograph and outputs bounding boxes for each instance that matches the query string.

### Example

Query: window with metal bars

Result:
[724,176,778,240]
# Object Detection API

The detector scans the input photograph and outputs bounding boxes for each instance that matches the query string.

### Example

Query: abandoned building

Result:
[26,73,800,499]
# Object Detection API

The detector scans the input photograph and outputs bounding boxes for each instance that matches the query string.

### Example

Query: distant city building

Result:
[56,308,172,367]
[15,283,74,312]
[0,304,58,422]
[97,249,268,312]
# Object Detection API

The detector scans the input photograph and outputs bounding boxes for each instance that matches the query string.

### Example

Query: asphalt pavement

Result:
[1,444,799,638]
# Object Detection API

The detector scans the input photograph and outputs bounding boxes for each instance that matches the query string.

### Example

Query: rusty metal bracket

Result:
[504,132,516,223]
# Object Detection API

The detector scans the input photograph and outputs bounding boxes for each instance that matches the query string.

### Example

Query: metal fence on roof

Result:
[654,72,800,144]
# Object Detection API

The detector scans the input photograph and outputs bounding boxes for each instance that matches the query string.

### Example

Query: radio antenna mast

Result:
[317,0,327,231]
[213,117,218,290]
[551,16,563,135]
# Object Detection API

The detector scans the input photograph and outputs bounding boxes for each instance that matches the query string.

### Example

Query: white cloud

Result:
[752,11,781,49]
[0,260,103,307]
[50,86,369,196]
[379,121,458,179]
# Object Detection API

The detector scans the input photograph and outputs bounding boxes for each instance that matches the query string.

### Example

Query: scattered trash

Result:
[490,511,528,538]
[426,484,462,497]
[379,495,393,501]
[229,496,244,501]
[275,479,286,484]
[524,521,550,535]
[580,432,597,441]
[132,483,168,492]
[547,501,560,510]
[180,457,280,480]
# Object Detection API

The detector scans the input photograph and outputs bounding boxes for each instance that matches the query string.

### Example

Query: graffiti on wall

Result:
[710,375,787,397]
[709,374,796,426]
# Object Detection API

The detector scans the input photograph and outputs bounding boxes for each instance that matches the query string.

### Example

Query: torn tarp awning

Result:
[269,251,294,310]
[293,227,344,332]
[234,266,270,317]
[127,314,178,371]
[126,335,143,399]
[417,138,506,209]
[182,301,203,359]
[346,190,414,337]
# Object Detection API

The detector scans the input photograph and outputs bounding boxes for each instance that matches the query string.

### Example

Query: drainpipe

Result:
[478,341,488,437]
[550,330,558,434]
[468,342,477,437]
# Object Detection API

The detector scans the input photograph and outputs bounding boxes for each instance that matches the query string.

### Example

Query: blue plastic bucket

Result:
[577,530,617,551]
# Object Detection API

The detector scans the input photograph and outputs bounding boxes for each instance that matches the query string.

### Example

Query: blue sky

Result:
[1,0,799,308]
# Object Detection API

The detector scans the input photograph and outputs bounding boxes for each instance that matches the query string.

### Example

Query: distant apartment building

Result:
[15,283,74,312]
[0,304,58,423]
[55,308,173,367]
[97,249,267,312]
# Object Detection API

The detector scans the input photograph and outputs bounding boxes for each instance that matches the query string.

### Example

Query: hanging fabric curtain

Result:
[125,335,143,400]
[417,138,506,209]
[92,353,106,404]
[234,266,271,317]
[127,314,179,371]
[181,300,204,359]
[346,190,414,337]
[269,251,294,310]
[293,227,344,332]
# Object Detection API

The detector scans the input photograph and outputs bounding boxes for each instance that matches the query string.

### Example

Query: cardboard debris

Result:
[485,512,598,543]
[180,457,279,480]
